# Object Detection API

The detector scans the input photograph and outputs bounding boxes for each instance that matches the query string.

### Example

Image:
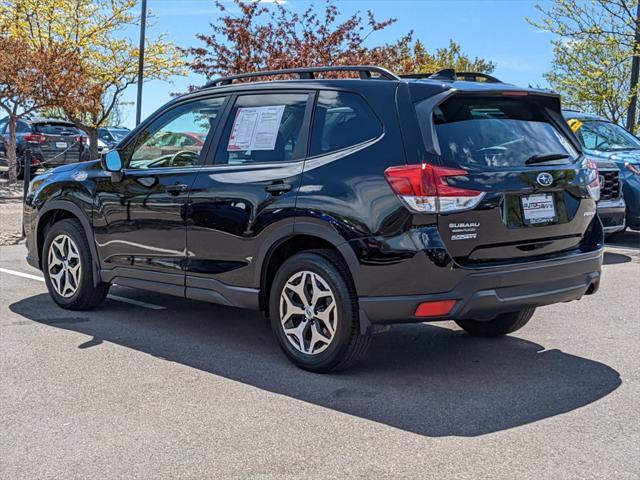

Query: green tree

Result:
[390,39,496,76]
[2,0,184,157]
[0,12,99,183]
[529,0,639,130]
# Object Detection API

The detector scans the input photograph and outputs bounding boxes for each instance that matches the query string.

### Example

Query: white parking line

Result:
[0,267,166,310]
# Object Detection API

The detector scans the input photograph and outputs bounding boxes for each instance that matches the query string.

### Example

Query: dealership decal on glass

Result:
[227,105,285,151]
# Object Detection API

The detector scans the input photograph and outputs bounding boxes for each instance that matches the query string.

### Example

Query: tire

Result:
[42,218,110,310]
[455,308,535,338]
[269,249,371,373]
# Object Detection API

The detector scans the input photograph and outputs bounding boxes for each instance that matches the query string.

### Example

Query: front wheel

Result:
[269,250,371,373]
[455,308,535,338]
[42,219,110,310]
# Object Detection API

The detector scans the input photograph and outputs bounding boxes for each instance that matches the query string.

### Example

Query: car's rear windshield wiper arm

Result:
[525,153,571,165]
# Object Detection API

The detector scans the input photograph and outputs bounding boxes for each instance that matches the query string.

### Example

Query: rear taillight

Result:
[384,163,485,213]
[24,133,46,143]
[585,157,600,201]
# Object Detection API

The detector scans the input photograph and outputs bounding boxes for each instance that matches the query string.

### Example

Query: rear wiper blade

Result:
[525,153,571,165]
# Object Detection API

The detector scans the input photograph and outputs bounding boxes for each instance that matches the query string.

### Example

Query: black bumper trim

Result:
[359,249,603,324]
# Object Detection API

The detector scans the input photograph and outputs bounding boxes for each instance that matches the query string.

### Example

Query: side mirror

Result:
[103,150,123,172]
[102,150,124,182]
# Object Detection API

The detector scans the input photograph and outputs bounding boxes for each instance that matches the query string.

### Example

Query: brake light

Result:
[585,157,600,201]
[415,299,457,317]
[384,163,485,213]
[24,133,46,143]
[501,91,529,97]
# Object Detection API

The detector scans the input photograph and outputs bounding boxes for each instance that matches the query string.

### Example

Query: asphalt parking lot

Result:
[1,233,639,479]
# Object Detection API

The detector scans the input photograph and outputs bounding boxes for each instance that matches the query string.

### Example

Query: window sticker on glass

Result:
[227,105,285,151]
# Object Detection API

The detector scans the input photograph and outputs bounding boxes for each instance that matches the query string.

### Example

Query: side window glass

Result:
[214,93,309,165]
[0,118,8,133]
[578,124,599,150]
[127,96,227,169]
[310,91,382,156]
[16,122,30,133]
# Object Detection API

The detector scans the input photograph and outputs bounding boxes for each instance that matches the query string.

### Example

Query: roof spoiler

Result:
[400,69,502,83]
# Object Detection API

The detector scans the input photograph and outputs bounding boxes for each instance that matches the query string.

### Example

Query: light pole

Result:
[626,2,640,134]
[135,0,147,126]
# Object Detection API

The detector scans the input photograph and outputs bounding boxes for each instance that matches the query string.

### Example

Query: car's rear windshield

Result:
[423,96,579,168]
[34,123,80,135]
[109,128,129,141]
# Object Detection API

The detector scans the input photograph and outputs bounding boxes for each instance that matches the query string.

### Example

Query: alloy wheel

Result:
[47,234,81,298]
[279,270,338,355]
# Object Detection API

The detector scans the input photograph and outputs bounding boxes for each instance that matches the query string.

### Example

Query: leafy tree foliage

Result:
[529,0,639,129]
[0,18,98,182]
[184,0,494,81]
[2,0,184,157]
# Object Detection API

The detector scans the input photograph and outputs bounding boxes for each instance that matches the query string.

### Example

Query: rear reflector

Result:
[415,299,457,317]
[384,163,485,213]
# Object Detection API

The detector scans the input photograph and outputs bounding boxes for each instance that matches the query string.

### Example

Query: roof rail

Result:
[203,65,401,88]
[400,70,502,83]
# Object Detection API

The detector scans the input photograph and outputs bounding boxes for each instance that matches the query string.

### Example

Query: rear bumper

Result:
[359,249,603,326]
[597,197,626,233]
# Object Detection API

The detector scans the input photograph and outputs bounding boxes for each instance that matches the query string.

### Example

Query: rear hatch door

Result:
[424,92,597,266]
[34,122,82,164]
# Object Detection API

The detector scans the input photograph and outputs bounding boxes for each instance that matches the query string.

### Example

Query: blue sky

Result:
[117,0,555,128]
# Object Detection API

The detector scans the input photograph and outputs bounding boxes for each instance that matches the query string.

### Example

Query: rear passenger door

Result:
[185,91,314,302]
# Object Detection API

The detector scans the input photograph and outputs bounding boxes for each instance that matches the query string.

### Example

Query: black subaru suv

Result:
[23,66,603,372]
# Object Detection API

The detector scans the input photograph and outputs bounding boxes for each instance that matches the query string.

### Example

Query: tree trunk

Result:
[73,122,99,159]
[6,115,18,184]
[86,127,99,160]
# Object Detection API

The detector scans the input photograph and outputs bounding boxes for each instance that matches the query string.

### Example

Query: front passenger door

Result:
[93,96,227,291]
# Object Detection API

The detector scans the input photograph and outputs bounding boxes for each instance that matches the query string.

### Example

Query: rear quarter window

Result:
[426,97,578,168]
[310,91,382,156]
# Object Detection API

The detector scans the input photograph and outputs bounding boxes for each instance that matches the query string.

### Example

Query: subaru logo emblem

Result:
[536,172,553,187]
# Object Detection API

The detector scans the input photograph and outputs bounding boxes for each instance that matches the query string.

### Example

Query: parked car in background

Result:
[24,66,604,372]
[0,116,85,179]
[564,110,640,234]
[98,127,130,151]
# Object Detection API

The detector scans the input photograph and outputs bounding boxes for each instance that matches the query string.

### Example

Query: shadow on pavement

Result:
[10,293,621,438]
[603,251,632,265]
[606,229,640,249]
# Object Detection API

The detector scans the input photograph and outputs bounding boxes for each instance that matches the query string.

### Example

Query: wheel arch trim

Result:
[36,200,101,286]
[255,220,362,296]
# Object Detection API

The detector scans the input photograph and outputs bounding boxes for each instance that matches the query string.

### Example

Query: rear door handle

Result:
[265,182,292,195]
[166,183,189,195]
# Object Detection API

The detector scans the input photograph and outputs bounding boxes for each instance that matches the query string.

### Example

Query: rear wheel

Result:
[269,250,371,373]
[455,308,535,337]
[42,219,110,310]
